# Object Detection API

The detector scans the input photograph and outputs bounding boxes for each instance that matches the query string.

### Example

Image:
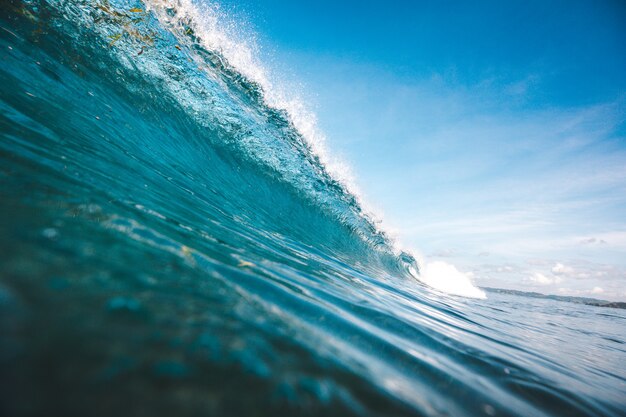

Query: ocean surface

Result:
[1,1,625,416]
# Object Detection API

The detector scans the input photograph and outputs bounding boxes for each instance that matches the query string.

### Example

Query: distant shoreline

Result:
[482,287,626,310]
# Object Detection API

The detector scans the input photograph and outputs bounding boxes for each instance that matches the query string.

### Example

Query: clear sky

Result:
[215,0,626,300]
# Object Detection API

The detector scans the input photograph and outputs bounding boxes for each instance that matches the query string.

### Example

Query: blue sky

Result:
[215,0,626,299]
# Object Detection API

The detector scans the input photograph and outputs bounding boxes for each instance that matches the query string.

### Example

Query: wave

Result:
[149,0,485,298]
[72,0,480,297]
[0,0,485,306]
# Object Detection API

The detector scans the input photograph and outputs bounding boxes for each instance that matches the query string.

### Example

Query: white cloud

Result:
[471,258,626,300]
[529,272,550,285]
[591,286,604,294]
[557,286,607,298]
[528,272,564,285]
[552,262,574,275]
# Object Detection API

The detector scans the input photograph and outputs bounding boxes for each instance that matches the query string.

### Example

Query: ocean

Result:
[1,0,625,416]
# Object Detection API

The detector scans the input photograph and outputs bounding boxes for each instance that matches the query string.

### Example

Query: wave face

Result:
[1,1,625,416]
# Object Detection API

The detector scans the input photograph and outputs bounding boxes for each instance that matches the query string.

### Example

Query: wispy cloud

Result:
[467,258,626,301]
[552,263,573,275]
[285,52,626,300]
[527,272,564,286]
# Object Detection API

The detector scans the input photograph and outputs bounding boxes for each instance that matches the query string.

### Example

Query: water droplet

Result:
[42,228,58,239]
[483,404,496,416]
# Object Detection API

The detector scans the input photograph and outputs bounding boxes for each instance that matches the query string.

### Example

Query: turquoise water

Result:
[1,1,625,416]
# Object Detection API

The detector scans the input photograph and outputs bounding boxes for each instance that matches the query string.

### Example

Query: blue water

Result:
[1,1,625,416]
